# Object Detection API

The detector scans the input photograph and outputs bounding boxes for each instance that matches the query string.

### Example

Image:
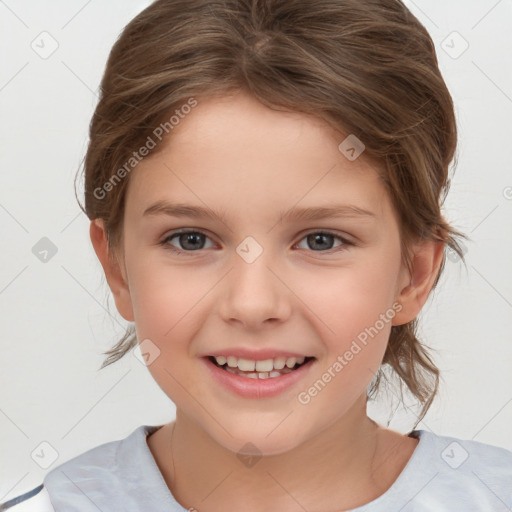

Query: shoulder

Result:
[0,484,54,511]
[417,429,512,474]
[403,430,512,510]
[1,425,158,511]
[41,425,163,510]
[355,429,512,511]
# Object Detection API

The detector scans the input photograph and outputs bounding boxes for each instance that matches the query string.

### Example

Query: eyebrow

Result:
[142,200,376,223]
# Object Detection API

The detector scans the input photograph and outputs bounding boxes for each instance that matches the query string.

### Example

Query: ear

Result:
[392,240,444,326]
[89,219,134,322]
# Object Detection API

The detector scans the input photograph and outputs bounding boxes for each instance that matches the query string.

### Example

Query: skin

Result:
[90,90,444,511]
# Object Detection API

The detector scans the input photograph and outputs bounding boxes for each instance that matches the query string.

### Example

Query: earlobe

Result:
[89,219,135,322]
[392,240,444,326]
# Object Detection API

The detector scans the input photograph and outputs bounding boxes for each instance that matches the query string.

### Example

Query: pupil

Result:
[308,233,333,250]
[181,233,203,250]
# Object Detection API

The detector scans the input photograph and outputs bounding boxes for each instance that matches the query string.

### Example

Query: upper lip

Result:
[202,349,313,360]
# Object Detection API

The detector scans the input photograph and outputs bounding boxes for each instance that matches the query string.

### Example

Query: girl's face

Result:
[112,91,412,454]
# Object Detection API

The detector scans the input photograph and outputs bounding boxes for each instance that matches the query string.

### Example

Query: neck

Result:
[148,395,416,511]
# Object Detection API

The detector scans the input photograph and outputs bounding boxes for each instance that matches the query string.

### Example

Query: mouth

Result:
[206,355,316,380]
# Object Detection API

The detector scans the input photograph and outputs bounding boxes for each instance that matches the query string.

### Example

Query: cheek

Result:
[128,262,212,403]
[294,251,401,391]
[291,267,397,428]
[299,254,401,341]
[130,263,207,345]
[126,253,223,388]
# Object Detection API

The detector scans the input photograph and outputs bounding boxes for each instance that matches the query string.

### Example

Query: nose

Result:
[217,242,292,330]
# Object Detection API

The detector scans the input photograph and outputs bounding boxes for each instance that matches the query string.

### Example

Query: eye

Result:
[160,229,352,256]
[160,230,214,254]
[294,231,351,252]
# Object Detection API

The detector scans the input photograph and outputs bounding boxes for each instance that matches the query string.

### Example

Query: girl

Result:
[3,0,511,510]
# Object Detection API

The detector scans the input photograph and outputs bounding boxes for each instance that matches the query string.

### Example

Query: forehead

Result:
[153,91,367,168]
[125,91,391,223]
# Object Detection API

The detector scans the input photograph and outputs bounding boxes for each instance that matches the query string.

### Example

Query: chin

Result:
[208,419,310,458]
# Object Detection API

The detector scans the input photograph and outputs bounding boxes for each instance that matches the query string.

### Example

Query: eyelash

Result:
[159,229,353,256]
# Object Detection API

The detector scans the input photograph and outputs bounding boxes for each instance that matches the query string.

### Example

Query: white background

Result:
[1,0,511,500]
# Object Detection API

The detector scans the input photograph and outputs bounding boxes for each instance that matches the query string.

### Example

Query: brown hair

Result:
[77,0,465,423]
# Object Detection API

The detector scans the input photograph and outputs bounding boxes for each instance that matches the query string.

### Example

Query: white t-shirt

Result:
[2,425,512,511]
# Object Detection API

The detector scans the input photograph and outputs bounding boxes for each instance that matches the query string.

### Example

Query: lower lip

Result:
[202,357,315,399]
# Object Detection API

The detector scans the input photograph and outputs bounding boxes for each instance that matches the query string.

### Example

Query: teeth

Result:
[285,357,297,368]
[213,355,309,372]
[273,357,286,370]
[215,355,227,366]
[225,366,294,379]
[255,359,273,372]
[238,358,256,371]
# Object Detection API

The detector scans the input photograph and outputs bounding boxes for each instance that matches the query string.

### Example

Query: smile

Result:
[208,355,315,379]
